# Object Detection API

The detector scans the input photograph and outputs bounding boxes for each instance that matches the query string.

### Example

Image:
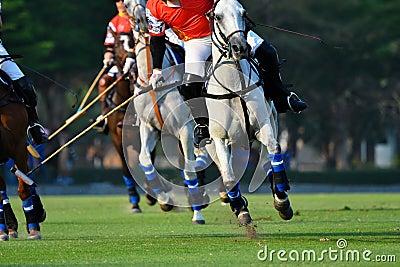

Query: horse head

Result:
[209,0,248,60]
[124,0,148,34]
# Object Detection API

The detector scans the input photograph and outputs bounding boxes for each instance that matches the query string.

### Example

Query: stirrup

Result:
[194,124,211,148]
[287,92,307,114]
[27,123,48,146]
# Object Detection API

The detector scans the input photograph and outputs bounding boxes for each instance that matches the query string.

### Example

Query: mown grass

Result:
[0,193,399,266]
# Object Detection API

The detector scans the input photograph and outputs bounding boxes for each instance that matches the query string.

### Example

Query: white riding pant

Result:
[183,31,264,78]
[184,35,212,78]
[0,40,24,81]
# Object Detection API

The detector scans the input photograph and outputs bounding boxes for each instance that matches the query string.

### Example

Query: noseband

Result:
[127,2,146,33]
[206,0,252,58]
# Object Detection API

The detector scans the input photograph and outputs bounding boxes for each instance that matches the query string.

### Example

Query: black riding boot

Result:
[179,74,210,148]
[254,41,307,113]
[13,76,48,145]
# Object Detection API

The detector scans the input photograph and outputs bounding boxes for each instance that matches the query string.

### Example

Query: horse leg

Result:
[257,123,293,220]
[179,122,206,224]
[0,178,9,241]
[138,124,173,212]
[14,149,43,240]
[0,189,19,239]
[213,138,252,226]
[116,136,142,214]
[195,146,228,205]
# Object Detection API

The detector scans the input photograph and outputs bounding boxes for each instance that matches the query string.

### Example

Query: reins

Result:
[204,0,262,100]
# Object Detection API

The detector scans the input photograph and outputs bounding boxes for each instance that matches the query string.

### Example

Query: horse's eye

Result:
[215,14,222,21]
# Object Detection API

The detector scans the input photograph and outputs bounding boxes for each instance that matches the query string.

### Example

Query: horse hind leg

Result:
[1,190,19,238]
[122,175,142,213]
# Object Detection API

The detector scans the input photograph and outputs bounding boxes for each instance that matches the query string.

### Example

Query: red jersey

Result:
[104,13,132,48]
[146,0,213,41]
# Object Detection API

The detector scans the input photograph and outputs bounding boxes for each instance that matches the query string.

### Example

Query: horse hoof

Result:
[8,230,18,239]
[157,192,173,212]
[145,194,157,206]
[0,232,9,241]
[160,203,174,212]
[237,210,253,227]
[278,206,294,221]
[192,210,205,225]
[131,204,142,214]
[273,193,291,212]
[27,229,42,240]
[219,192,230,205]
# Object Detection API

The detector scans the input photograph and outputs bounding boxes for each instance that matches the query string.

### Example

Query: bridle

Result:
[206,0,255,59]
[126,0,147,33]
[206,0,244,59]
[203,0,262,100]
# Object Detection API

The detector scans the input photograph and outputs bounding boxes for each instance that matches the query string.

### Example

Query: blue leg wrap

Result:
[268,154,287,193]
[184,178,200,195]
[0,203,6,231]
[226,183,241,203]
[184,178,202,211]
[139,163,162,195]
[22,196,38,230]
[123,176,139,205]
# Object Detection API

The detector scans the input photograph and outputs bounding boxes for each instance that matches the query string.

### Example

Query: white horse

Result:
[124,0,207,224]
[205,0,293,225]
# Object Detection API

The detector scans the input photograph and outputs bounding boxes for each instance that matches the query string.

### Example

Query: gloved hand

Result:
[123,57,136,76]
[103,58,114,68]
[149,69,165,90]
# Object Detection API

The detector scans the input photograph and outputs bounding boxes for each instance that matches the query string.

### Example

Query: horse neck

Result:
[211,44,248,93]
[134,33,152,85]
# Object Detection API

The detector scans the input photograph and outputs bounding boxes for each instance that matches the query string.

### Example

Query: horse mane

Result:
[109,28,129,72]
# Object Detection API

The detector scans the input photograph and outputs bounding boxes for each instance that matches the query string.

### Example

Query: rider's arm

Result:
[146,6,167,70]
[150,35,166,70]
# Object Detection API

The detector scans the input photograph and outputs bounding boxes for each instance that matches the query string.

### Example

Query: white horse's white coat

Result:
[125,1,203,209]
[206,0,279,190]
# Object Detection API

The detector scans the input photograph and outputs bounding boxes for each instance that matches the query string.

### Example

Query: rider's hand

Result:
[103,58,114,68]
[149,69,165,89]
[123,57,136,76]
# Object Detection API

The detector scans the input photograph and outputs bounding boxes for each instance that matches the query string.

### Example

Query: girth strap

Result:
[202,79,262,99]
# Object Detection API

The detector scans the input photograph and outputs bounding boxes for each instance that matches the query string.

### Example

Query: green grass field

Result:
[1,193,399,266]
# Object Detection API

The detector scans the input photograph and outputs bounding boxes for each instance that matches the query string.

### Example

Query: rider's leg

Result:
[253,41,307,113]
[13,76,48,145]
[179,74,210,148]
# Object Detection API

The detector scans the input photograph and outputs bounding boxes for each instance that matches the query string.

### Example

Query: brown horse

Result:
[104,74,147,213]
[0,68,45,241]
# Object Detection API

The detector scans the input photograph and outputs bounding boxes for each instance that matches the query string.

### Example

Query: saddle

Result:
[0,69,23,107]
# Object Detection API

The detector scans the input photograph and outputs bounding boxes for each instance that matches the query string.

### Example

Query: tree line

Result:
[2,0,399,170]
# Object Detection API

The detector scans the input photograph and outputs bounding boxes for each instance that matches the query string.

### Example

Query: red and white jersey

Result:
[146,0,213,41]
[104,13,132,51]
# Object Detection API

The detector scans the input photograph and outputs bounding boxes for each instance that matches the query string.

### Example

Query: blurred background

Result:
[1,0,399,187]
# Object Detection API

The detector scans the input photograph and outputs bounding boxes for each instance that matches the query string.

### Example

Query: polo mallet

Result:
[27,80,180,176]
[76,67,107,113]
[48,75,124,140]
